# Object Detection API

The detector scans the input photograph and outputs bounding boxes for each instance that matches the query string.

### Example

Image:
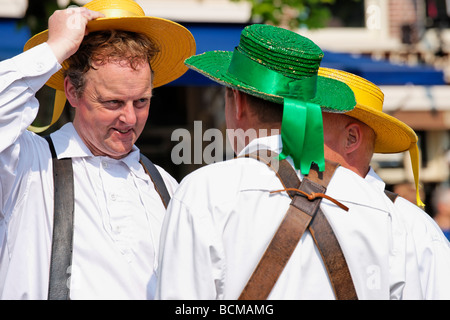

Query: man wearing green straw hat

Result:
[318,67,450,299]
[0,0,195,299]
[156,24,408,300]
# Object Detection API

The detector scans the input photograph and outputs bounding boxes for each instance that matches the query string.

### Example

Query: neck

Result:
[231,122,281,154]
[324,148,371,178]
[343,161,371,178]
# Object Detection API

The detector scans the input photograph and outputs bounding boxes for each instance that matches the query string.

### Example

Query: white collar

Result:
[237,134,301,176]
[365,166,387,192]
[238,134,283,157]
[49,122,143,175]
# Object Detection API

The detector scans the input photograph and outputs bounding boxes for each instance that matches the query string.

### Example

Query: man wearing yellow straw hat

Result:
[156,24,418,300]
[318,67,450,299]
[0,0,195,299]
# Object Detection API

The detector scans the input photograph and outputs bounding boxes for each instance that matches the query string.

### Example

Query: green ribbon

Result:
[227,48,324,174]
[279,99,325,174]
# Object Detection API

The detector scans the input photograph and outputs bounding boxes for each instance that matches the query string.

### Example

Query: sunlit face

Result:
[69,60,152,159]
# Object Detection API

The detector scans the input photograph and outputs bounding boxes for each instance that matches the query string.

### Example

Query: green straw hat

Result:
[185,24,356,174]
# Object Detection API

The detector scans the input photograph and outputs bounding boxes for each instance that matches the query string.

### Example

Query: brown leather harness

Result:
[238,150,358,300]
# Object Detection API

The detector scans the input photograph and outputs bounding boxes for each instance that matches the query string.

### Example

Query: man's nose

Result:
[119,102,137,125]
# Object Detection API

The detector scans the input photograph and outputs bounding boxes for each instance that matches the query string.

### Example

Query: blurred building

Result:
[1,0,449,211]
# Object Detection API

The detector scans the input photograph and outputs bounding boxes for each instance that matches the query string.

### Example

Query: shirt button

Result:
[102,161,108,169]
[35,61,45,72]
[110,193,117,201]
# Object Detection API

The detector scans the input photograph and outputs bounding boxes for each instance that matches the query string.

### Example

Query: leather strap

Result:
[238,180,322,300]
[45,136,74,300]
[305,162,358,300]
[384,190,399,203]
[45,136,170,299]
[238,150,357,300]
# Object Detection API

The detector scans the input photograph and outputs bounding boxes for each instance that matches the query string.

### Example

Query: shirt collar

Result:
[50,122,143,175]
[365,166,387,192]
[237,135,283,157]
[237,135,393,212]
[50,122,94,159]
[237,134,301,176]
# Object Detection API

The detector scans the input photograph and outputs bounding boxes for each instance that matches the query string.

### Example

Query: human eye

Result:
[104,100,123,109]
[134,97,150,108]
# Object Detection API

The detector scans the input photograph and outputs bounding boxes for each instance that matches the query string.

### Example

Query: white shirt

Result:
[156,134,439,299]
[0,43,178,299]
[366,168,450,299]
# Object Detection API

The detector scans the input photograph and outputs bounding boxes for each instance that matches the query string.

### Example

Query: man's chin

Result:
[105,144,134,159]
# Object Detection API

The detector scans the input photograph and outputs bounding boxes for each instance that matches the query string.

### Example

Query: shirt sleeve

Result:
[0,43,61,214]
[0,43,61,153]
[395,197,450,299]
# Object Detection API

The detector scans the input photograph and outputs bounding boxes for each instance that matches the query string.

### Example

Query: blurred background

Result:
[1,0,450,217]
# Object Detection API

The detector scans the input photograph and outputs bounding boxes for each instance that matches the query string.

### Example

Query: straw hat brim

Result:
[347,105,418,153]
[317,66,417,154]
[23,16,196,90]
[185,51,355,113]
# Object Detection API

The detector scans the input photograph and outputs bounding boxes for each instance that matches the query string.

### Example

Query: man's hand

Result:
[46,7,104,64]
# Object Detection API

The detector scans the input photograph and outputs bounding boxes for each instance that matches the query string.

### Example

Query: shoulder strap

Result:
[303,161,357,300]
[139,153,171,209]
[45,135,74,300]
[384,190,399,203]
[238,150,357,300]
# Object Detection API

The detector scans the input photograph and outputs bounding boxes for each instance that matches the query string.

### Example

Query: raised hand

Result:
[46,7,104,64]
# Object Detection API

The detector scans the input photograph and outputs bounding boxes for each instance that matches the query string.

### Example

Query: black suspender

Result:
[44,135,171,299]
[139,153,171,209]
[45,136,74,300]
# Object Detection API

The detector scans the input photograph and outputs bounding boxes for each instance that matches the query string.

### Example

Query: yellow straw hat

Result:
[318,67,424,208]
[23,0,196,132]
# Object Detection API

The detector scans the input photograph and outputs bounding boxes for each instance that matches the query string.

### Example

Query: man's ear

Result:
[345,123,363,154]
[64,77,78,107]
[232,88,245,120]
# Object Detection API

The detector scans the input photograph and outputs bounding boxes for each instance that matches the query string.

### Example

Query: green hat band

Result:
[227,48,318,99]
